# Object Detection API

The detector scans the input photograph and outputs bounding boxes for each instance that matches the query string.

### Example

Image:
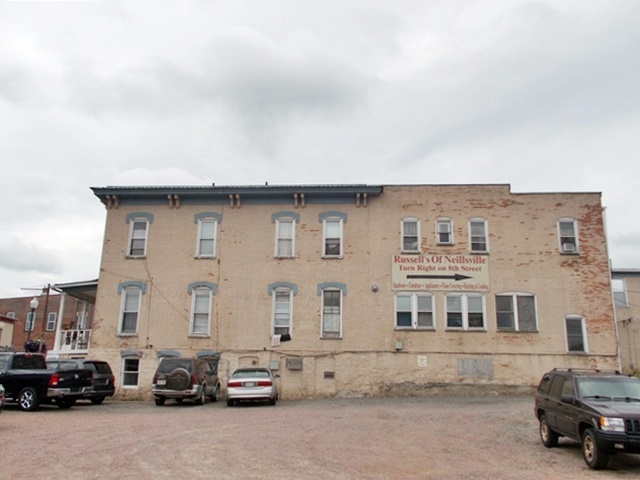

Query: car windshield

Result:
[232,369,270,379]
[577,377,640,400]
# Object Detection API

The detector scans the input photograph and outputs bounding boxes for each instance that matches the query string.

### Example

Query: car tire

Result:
[91,396,106,405]
[18,387,39,412]
[210,384,219,403]
[582,428,609,470]
[155,397,166,406]
[539,414,558,448]
[195,385,206,405]
[167,368,191,390]
[227,399,234,407]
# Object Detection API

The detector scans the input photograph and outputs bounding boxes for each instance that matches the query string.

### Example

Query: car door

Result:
[551,376,579,438]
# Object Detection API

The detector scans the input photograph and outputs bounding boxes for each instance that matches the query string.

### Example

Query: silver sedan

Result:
[226,367,278,406]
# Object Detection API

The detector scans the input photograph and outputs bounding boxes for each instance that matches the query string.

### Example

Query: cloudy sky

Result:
[1,0,639,298]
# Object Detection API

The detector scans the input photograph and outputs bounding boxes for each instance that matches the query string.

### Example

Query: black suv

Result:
[46,359,116,404]
[534,368,640,469]
[151,355,220,406]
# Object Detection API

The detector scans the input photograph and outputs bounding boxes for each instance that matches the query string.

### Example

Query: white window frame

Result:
[395,292,434,329]
[565,315,587,353]
[196,217,217,258]
[612,278,628,308]
[118,286,141,335]
[436,218,453,245]
[272,287,293,336]
[558,218,579,254]
[190,287,212,336]
[401,217,420,253]
[445,293,486,330]
[322,217,344,258]
[121,357,140,388]
[495,293,537,332]
[321,289,342,338]
[46,312,57,332]
[7,312,16,319]
[275,217,295,258]
[128,218,149,257]
[469,218,488,253]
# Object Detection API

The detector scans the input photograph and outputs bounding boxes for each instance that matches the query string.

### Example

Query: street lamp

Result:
[27,296,39,341]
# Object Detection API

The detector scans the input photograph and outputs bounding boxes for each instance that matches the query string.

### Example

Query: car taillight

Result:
[191,374,198,386]
[111,374,116,386]
[257,380,272,387]
[152,374,158,384]
[228,380,241,387]
[49,373,60,387]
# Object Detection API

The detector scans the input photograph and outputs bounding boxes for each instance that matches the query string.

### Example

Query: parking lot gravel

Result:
[3,395,640,479]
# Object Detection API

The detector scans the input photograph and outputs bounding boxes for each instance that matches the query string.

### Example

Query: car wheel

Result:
[210,384,219,403]
[18,387,39,412]
[56,398,76,409]
[582,428,609,470]
[539,414,558,448]
[195,385,206,405]
[91,396,106,405]
[155,397,166,406]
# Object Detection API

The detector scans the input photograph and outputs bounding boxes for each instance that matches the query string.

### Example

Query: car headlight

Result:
[599,417,625,433]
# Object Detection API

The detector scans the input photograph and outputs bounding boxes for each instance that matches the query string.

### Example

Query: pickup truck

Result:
[0,352,93,411]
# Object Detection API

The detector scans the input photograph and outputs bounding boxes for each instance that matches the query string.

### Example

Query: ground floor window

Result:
[565,316,587,353]
[122,358,140,387]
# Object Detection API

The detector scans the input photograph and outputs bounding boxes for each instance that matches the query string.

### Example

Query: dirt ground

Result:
[3,395,640,479]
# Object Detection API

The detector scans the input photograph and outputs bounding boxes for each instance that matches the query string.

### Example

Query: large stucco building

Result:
[88,184,618,399]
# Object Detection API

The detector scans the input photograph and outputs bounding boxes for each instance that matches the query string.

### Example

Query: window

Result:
[558,218,578,253]
[565,316,586,353]
[46,312,57,331]
[273,289,292,336]
[6,312,15,319]
[128,218,149,257]
[612,279,627,307]
[196,218,217,257]
[319,284,346,338]
[320,212,346,258]
[496,294,537,332]
[118,284,143,335]
[436,218,453,245]
[25,311,35,332]
[401,218,420,252]
[121,358,140,387]
[190,287,212,336]
[445,293,485,330]
[395,293,434,329]
[275,218,295,258]
[469,218,488,253]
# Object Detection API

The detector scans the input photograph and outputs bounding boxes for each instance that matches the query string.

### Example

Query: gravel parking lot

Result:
[3,395,640,479]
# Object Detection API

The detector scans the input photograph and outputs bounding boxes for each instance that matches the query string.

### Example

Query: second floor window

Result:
[273,289,292,336]
[25,311,35,332]
[469,218,488,253]
[401,218,420,252]
[119,286,141,335]
[322,289,342,338]
[46,312,57,331]
[128,219,149,257]
[190,288,212,336]
[558,218,578,254]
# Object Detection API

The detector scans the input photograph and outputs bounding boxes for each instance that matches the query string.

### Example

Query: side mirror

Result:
[560,394,574,405]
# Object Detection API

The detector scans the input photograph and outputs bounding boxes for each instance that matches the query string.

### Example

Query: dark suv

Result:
[151,355,220,406]
[534,368,640,469]
[47,359,116,404]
